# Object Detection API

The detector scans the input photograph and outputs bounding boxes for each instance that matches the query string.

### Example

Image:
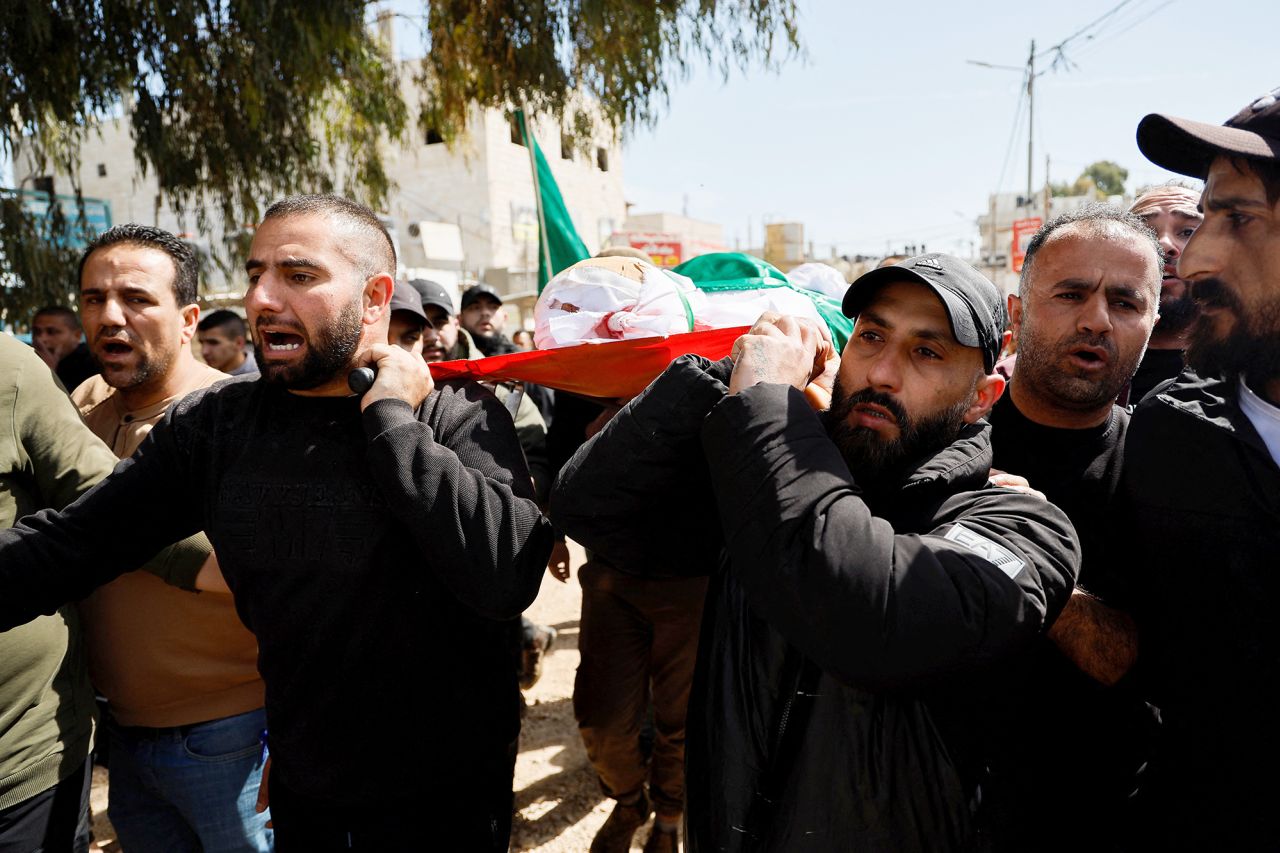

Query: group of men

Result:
[0,88,1277,853]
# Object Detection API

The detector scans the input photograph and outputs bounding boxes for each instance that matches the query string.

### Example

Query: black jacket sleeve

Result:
[701,383,1080,692]
[0,409,204,630]
[551,355,733,577]
[361,383,554,620]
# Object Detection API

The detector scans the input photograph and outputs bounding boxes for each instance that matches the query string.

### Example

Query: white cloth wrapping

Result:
[534,260,828,349]
[534,263,708,349]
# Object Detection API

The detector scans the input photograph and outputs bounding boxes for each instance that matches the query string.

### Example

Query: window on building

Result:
[32,175,54,196]
[424,128,443,145]
[561,133,574,161]
[509,115,525,146]
[596,147,609,172]
[97,163,108,177]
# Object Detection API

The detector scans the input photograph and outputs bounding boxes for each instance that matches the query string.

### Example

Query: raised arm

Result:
[0,404,205,630]
[551,355,734,578]
[702,383,1079,691]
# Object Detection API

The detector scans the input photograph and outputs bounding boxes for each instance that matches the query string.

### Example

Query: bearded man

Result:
[1101,88,1280,849]
[0,195,553,852]
[553,254,1079,851]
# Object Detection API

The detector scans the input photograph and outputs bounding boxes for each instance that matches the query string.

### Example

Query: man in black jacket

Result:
[0,195,554,852]
[1095,88,1280,849]
[553,254,1079,851]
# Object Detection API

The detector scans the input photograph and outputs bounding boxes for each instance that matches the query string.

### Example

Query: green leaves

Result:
[0,0,799,322]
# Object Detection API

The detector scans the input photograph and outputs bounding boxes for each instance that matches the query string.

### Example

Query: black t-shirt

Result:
[1129,347,1185,406]
[988,391,1128,599]
[982,390,1153,850]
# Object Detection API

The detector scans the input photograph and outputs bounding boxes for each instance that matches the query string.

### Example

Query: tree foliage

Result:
[1050,159,1129,199]
[0,0,800,323]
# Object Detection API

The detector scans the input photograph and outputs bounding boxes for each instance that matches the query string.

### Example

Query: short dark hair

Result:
[1228,156,1280,207]
[261,194,396,279]
[1019,203,1163,298]
[33,305,81,331]
[197,309,247,339]
[77,224,199,306]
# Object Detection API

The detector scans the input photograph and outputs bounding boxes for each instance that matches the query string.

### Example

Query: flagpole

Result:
[520,105,554,287]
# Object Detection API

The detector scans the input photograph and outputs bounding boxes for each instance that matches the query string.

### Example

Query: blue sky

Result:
[618,0,1277,257]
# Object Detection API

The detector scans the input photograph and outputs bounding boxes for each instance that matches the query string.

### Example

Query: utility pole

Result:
[1026,40,1035,210]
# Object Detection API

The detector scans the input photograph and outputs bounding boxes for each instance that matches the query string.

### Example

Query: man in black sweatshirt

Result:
[0,195,554,852]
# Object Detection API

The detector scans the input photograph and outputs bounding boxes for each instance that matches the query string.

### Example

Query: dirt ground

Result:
[89,542,672,852]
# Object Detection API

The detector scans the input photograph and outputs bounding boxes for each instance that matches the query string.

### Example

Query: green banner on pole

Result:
[517,109,590,292]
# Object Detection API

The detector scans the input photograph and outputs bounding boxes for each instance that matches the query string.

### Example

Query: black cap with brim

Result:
[1137,87,1280,178]
[842,253,1006,373]
[461,283,503,310]
[389,284,428,324]
[409,278,454,314]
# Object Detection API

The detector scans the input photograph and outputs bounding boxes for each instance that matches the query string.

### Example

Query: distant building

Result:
[976,190,1131,295]
[12,96,626,313]
[608,212,726,268]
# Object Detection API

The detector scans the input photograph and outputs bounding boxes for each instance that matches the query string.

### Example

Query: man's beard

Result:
[821,378,975,484]
[253,299,363,390]
[1155,290,1199,336]
[92,331,173,391]
[1187,278,1280,390]
[1015,321,1135,412]
[471,330,516,357]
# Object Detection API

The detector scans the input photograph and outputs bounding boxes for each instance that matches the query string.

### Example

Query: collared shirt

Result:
[1240,376,1280,467]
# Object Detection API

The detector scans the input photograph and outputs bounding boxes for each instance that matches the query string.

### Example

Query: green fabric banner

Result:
[516,110,590,292]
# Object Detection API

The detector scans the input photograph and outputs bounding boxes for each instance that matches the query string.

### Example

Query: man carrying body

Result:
[0,195,553,851]
[197,309,259,376]
[1126,183,1203,401]
[554,254,1079,850]
[1103,87,1280,848]
[32,305,98,391]
[984,205,1164,849]
[71,224,271,851]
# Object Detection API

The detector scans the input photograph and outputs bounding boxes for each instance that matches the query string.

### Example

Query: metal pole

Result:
[1026,40,1035,210]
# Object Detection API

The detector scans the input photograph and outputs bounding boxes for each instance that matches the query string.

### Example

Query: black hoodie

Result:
[553,355,1079,852]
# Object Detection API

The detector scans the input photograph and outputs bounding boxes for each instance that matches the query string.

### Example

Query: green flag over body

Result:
[517,109,590,292]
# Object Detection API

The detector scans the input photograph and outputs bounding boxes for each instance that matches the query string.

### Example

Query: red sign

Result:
[621,232,683,267]
[1011,218,1042,273]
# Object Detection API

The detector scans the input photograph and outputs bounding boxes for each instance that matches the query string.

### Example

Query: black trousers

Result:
[0,756,91,853]
[270,738,518,852]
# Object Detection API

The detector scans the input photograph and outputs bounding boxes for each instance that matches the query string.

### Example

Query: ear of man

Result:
[963,373,1007,424]
[180,304,201,346]
[362,273,395,327]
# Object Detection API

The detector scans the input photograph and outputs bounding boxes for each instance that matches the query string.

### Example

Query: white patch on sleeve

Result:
[944,524,1026,579]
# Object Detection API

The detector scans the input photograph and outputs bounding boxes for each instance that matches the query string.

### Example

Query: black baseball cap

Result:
[842,253,1006,373]
[407,278,454,314]
[389,283,428,325]
[1137,86,1280,178]
[460,283,503,310]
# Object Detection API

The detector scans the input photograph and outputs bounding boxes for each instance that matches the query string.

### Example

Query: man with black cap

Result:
[1091,87,1280,848]
[459,283,514,356]
[387,281,430,356]
[553,254,1079,851]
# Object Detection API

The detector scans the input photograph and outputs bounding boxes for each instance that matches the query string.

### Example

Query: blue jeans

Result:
[106,708,274,853]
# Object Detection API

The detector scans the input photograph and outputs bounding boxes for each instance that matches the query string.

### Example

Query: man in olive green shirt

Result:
[0,333,118,850]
